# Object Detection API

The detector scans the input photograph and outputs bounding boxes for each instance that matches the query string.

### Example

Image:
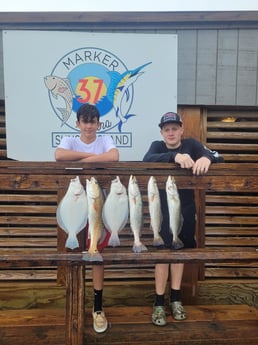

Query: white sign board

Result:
[3,30,177,161]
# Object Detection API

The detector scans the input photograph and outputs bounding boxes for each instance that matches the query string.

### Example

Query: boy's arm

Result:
[55,148,95,161]
[79,148,119,162]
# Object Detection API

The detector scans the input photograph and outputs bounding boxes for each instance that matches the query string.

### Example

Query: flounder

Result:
[102,176,129,247]
[56,176,88,250]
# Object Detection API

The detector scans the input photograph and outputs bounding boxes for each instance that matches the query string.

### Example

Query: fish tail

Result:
[65,233,79,250]
[82,251,103,262]
[172,238,184,250]
[153,235,165,247]
[132,242,148,253]
[108,232,120,247]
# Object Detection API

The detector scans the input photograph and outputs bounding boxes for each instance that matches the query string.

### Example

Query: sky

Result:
[1,0,258,12]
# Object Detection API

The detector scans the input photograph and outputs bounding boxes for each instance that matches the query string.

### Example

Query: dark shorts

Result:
[159,190,196,249]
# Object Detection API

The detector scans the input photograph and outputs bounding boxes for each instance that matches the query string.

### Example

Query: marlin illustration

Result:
[107,62,152,131]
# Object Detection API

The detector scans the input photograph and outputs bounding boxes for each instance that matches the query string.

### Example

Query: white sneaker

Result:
[92,310,108,333]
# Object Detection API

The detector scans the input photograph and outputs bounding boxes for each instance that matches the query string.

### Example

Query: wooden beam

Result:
[0,247,257,267]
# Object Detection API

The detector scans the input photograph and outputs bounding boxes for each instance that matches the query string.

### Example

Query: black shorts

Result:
[159,190,196,249]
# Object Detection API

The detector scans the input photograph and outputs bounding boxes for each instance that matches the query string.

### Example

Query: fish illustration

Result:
[113,73,143,132]
[128,175,148,253]
[85,176,105,261]
[56,176,88,250]
[166,176,184,250]
[107,62,152,131]
[44,75,73,125]
[102,176,129,247]
[147,176,164,247]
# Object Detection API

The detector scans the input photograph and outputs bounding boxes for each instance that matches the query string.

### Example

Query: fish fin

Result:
[89,253,103,262]
[117,120,123,132]
[153,236,165,247]
[56,206,68,232]
[57,86,68,93]
[171,238,184,250]
[57,107,71,125]
[132,242,148,253]
[82,251,103,262]
[124,113,136,120]
[108,233,120,247]
[65,233,79,250]
[51,92,58,99]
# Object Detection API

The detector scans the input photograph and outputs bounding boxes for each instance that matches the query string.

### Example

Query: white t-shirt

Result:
[58,136,116,154]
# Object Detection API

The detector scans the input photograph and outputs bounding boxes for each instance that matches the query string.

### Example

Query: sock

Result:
[154,294,165,306]
[170,288,181,303]
[94,289,103,312]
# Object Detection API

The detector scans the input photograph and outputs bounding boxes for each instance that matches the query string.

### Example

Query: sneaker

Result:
[152,305,167,326]
[92,309,108,333]
[170,301,187,321]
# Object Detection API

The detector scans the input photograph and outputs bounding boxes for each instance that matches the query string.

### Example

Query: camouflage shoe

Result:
[170,301,187,321]
[152,305,167,326]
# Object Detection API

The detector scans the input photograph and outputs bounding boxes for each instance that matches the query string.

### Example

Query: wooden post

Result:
[66,263,85,345]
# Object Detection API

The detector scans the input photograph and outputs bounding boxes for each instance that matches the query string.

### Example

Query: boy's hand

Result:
[192,157,211,175]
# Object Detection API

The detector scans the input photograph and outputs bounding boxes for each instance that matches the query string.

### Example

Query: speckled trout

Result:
[128,175,148,253]
[102,176,129,247]
[85,176,105,261]
[56,176,88,250]
[147,176,164,247]
[166,175,184,250]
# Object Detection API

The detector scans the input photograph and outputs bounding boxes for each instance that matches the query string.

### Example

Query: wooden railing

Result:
[0,161,258,345]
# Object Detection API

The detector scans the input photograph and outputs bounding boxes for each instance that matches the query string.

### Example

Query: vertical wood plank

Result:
[177,107,204,300]
[216,29,238,104]
[236,29,258,105]
[196,30,217,105]
[66,264,85,345]
[178,106,201,140]
[178,30,198,104]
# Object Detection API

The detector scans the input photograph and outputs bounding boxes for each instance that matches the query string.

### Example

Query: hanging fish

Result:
[166,176,184,250]
[102,176,129,247]
[56,176,88,250]
[147,176,164,247]
[85,176,105,261]
[128,175,148,253]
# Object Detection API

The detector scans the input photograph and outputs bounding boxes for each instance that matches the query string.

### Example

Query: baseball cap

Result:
[158,112,182,128]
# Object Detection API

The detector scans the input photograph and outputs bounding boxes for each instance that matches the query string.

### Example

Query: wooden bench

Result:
[0,161,258,344]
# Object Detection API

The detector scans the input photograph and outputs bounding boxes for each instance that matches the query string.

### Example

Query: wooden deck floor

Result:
[0,305,257,345]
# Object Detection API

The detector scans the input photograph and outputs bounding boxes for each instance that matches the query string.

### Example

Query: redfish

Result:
[128,175,148,253]
[85,176,105,261]
[56,176,88,250]
[102,176,129,247]
[166,175,184,250]
[147,176,164,247]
